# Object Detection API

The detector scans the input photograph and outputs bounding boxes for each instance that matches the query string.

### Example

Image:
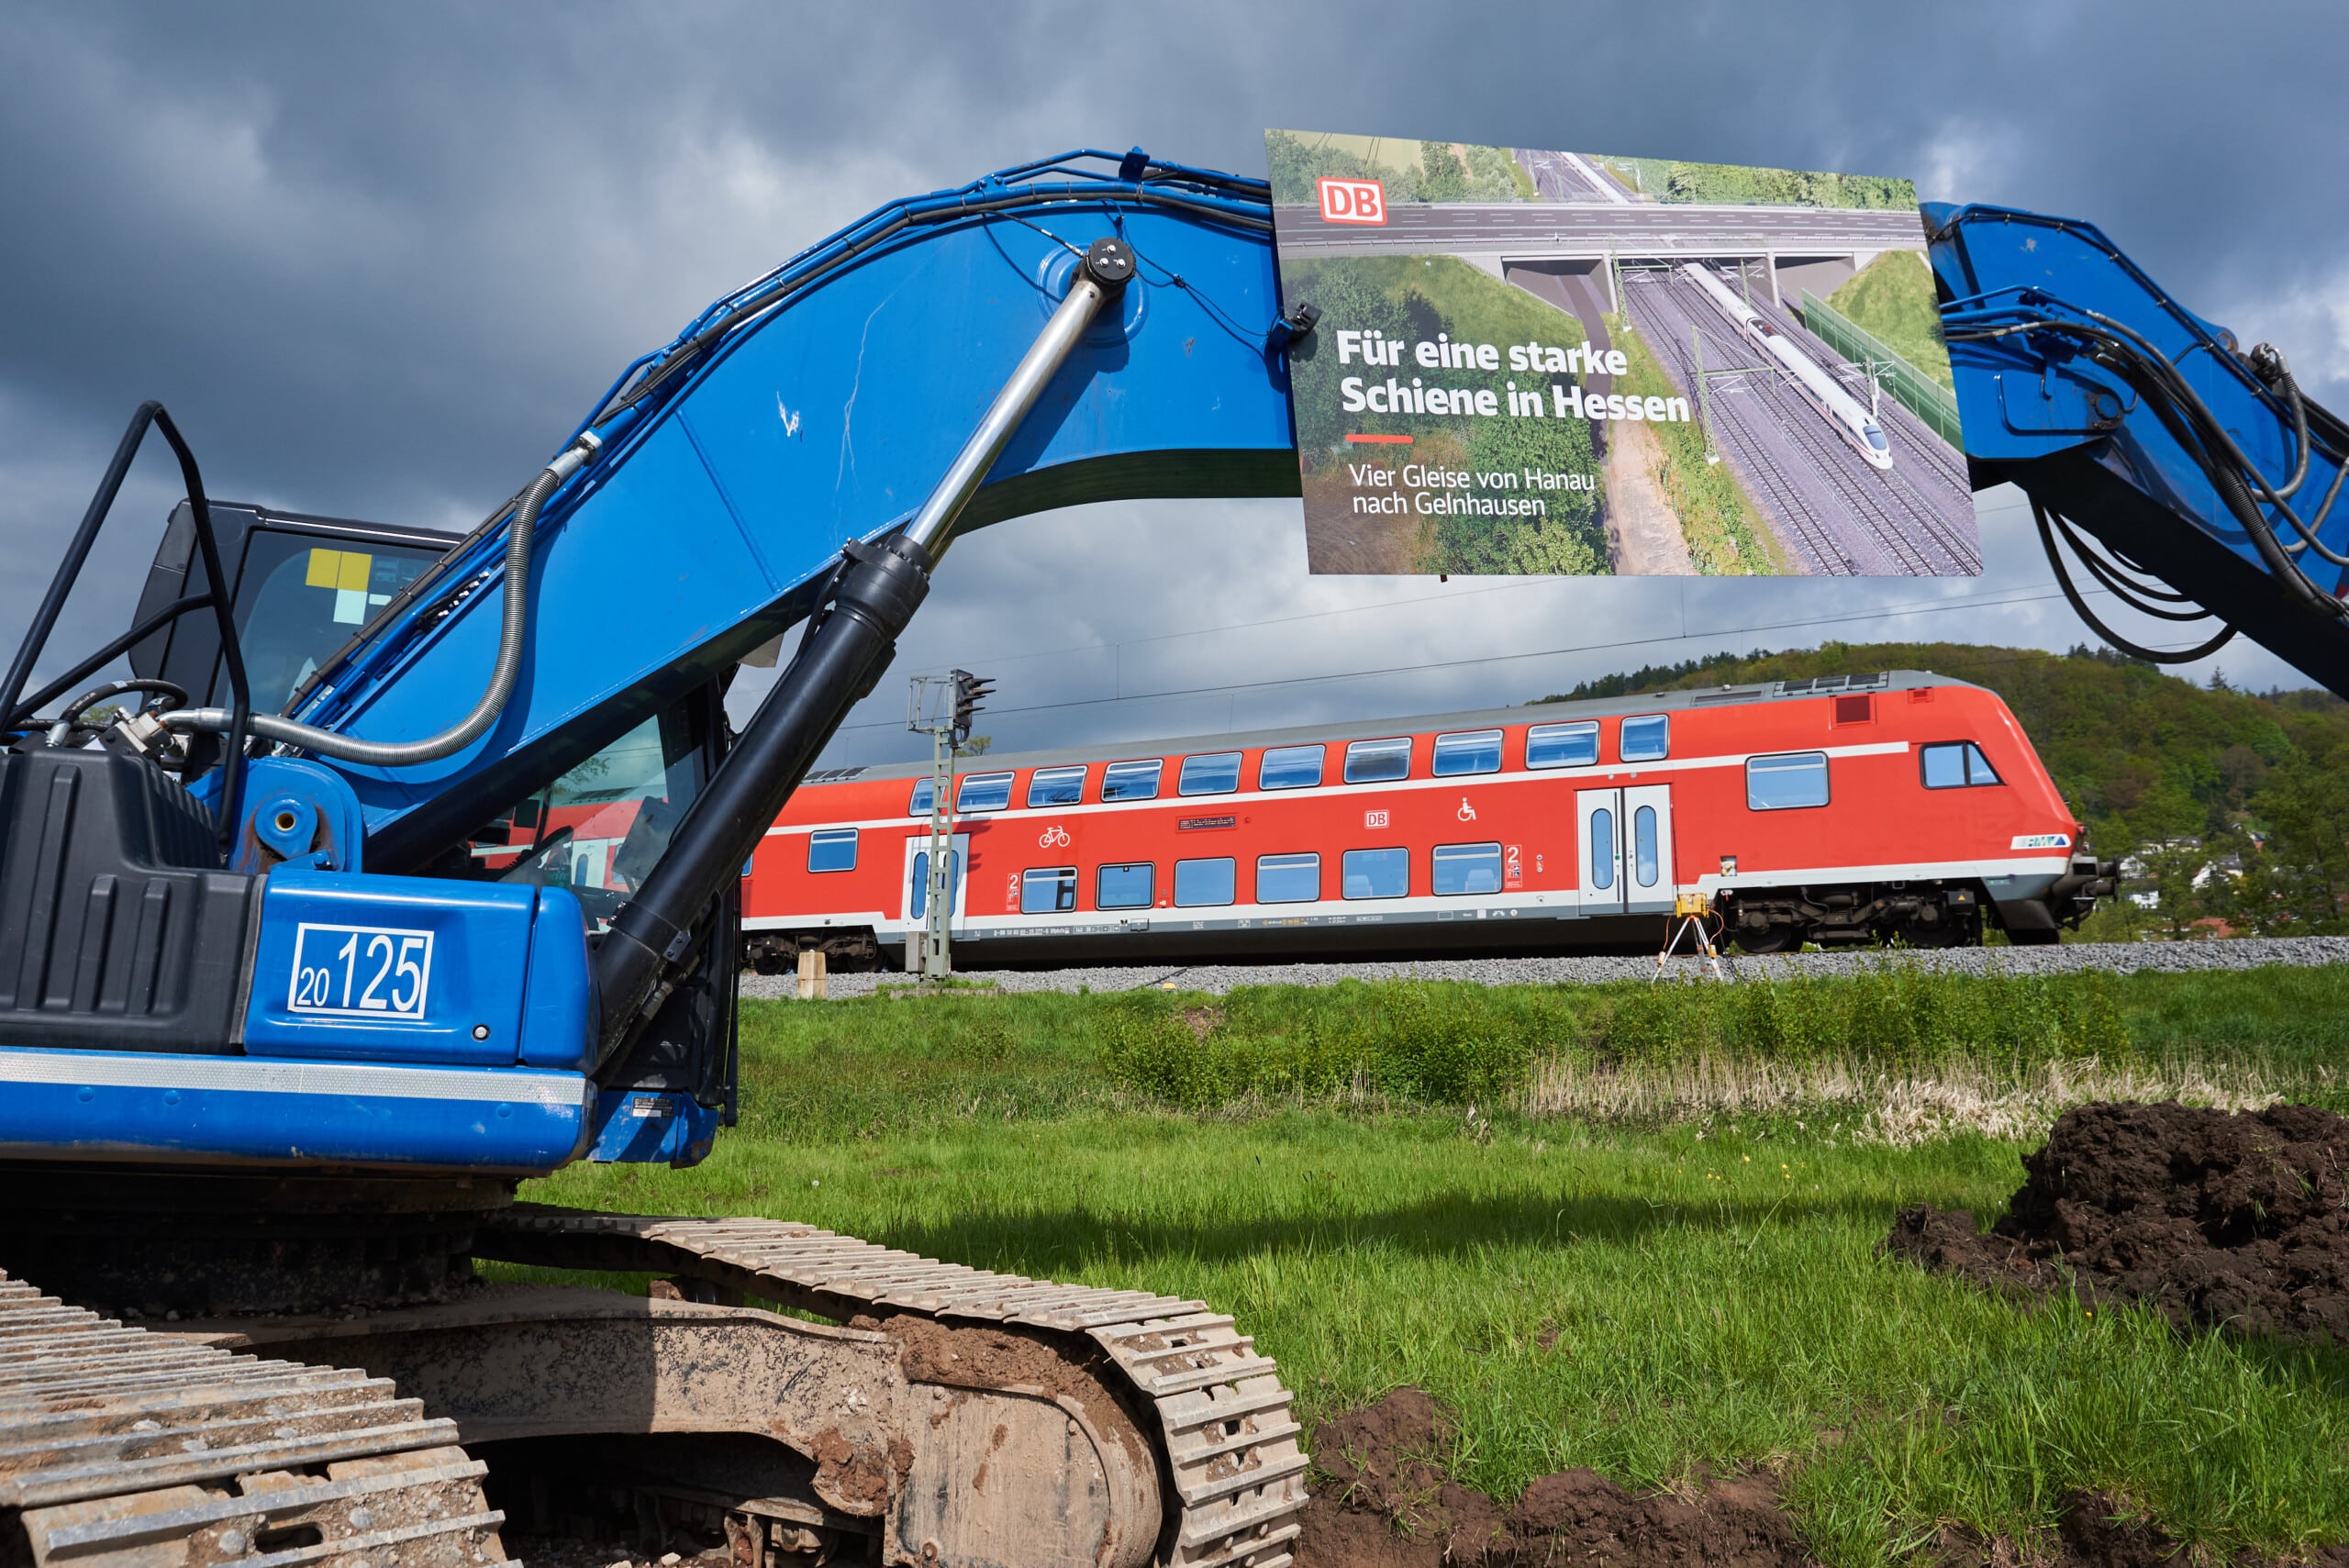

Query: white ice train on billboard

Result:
[1680,262,1896,471]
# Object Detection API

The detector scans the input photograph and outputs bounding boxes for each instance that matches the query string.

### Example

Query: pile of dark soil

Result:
[1296,1387,1807,1568]
[1294,1390,2349,1567]
[1885,1101,2349,1342]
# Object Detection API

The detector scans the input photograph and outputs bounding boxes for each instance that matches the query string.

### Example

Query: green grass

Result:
[1825,252,1954,392]
[521,972,2349,1563]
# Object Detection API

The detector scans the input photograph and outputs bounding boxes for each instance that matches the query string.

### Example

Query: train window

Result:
[1526,720,1599,770]
[1432,729,1502,776]
[1588,808,1615,890]
[1027,765,1086,808]
[955,772,1015,812]
[1174,857,1236,906]
[1341,848,1408,899]
[1433,841,1502,895]
[1097,862,1154,909]
[1102,759,1163,801]
[1259,746,1324,790]
[1343,738,1412,784]
[907,778,934,817]
[807,828,858,873]
[1255,852,1320,903]
[1620,714,1670,762]
[908,850,961,917]
[1920,741,2001,788]
[1178,752,1241,795]
[1746,751,1830,810]
[1633,806,1660,888]
[1020,867,1077,914]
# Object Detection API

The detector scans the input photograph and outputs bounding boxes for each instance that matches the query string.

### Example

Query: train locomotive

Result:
[730,670,2117,970]
[1681,262,1897,470]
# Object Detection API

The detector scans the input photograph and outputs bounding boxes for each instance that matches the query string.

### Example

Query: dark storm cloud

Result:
[4,0,2343,731]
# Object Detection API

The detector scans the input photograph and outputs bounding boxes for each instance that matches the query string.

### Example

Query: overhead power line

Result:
[831,575,2187,736]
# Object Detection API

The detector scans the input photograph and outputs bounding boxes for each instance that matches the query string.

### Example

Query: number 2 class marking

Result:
[288,923,434,1018]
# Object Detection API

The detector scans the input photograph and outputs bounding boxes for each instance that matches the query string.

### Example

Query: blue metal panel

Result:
[243,868,537,1064]
[228,757,367,873]
[280,154,1291,852]
[586,1088,719,1167]
[1928,203,2349,582]
[518,885,594,1072]
[0,1046,592,1173]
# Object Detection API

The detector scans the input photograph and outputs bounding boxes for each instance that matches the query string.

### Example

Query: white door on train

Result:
[1577,785,1675,916]
[1621,784,1675,914]
[1575,789,1625,915]
[900,833,971,935]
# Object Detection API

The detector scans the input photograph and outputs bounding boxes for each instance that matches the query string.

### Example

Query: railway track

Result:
[1766,304,1983,571]
[1624,272,1857,574]
[1631,269,1980,576]
[1775,391,1945,574]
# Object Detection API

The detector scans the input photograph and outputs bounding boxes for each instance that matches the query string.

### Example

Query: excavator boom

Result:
[1930,202,2349,695]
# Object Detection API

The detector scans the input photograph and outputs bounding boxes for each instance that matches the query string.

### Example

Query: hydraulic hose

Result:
[165,435,597,766]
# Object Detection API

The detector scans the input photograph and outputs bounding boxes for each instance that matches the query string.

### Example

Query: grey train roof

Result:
[815,670,1981,786]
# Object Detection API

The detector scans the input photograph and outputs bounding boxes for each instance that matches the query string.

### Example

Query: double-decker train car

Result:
[739,671,2116,971]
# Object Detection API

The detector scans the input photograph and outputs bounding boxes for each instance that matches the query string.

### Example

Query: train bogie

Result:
[741,673,2116,968]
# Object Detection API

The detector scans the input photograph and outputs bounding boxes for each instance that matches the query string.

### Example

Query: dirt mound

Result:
[1885,1100,2349,1343]
[1296,1393,2349,1567]
[1297,1388,1807,1568]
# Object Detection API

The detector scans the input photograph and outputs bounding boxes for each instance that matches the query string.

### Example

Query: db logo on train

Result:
[1318,177,1386,226]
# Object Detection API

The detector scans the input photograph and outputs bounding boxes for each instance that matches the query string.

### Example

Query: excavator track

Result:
[477,1206,1308,1568]
[0,1270,510,1568]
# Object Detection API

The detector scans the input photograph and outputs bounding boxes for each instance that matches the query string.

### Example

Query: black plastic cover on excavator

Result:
[0,746,251,1051]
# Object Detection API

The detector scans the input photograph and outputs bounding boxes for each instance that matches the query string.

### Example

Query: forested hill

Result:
[1540,642,2349,851]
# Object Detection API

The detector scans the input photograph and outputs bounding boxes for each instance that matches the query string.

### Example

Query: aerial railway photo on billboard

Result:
[1268,130,1984,577]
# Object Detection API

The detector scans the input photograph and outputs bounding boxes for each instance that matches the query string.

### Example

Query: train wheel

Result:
[1731,923,1804,955]
[1898,910,1979,949]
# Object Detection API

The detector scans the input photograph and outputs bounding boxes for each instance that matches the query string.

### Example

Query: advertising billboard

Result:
[1268,131,1981,577]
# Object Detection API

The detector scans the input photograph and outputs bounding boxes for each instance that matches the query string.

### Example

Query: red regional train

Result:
[738,671,2119,972]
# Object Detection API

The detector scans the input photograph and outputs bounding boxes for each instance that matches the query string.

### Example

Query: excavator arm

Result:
[1929,202,2349,695]
[274,150,1295,865]
[0,150,1303,1174]
[0,151,1317,1568]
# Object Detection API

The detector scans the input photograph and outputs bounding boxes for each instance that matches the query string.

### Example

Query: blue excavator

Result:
[0,152,2340,1568]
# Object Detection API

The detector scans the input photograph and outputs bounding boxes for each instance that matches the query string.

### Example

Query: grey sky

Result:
[4,0,2343,768]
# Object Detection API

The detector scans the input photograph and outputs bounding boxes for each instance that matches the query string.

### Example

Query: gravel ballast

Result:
[740,935,2349,1001]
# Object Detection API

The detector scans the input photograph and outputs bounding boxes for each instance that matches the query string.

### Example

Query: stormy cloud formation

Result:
[4,1,2344,765]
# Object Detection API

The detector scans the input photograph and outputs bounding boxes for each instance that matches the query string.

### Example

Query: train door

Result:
[1575,789,1625,915]
[901,833,971,935]
[1622,784,1675,913]
[1577,786,1675,914]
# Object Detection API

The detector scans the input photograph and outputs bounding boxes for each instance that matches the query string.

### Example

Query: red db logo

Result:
[1318,177,1386,225]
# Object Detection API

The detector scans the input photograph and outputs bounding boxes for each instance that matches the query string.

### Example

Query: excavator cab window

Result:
[128,500,454,709]
[235,539,440,708]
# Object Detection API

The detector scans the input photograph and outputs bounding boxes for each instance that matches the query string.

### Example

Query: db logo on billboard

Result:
[1318,177,1386,226]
